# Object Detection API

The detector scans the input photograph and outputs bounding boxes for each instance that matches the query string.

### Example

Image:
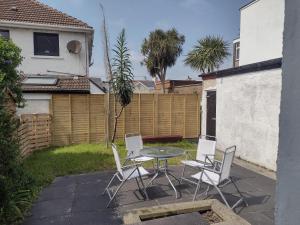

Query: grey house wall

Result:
[216,68,282,171]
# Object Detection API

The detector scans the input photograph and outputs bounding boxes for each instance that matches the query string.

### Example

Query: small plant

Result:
[111,29,134,142]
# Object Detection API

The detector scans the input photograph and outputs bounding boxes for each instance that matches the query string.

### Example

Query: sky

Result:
[40,0,250,80]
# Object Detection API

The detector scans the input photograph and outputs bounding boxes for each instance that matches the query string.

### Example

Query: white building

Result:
[0,0,105,115]
[233,0,284,67]
[201,0,284,171]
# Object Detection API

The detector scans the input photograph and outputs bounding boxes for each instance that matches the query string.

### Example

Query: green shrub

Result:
[0,37,35,224]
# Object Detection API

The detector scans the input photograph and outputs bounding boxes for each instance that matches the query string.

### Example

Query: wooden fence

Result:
[18,114,51,156]
[50,94,201,146]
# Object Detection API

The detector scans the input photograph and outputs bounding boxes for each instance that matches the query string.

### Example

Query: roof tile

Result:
[0,0,92,29]
[22,76,90,93]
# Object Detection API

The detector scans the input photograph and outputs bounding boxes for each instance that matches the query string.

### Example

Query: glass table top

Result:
[140,146,184,158]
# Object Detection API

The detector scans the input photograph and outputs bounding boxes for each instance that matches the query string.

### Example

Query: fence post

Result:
[138,93,141,134]
[69,94,72,145]
[153,94,159,136]
[170,94,172,135]
[183,95,186,138]
[87,94,90,143]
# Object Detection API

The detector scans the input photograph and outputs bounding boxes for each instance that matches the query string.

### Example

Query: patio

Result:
[22,164,275,225]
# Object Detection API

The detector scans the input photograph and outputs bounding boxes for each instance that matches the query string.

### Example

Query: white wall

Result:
[239,0,284,65]
[216,68,282,171]
[6,27,89,76]
[17,93,51,115]
[276,0,300,223]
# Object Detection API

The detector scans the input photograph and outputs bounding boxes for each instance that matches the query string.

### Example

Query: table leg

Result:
[165,170,179,199]
[163,159,180,199]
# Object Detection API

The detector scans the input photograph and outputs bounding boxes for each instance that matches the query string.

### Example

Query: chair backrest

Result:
[219,146,236,182]
[112,144,123,175]
[125,133,143,158]
[196,137,216,162]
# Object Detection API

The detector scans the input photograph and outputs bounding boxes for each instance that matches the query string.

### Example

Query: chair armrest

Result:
[196,164,221,174]
[184,150,196,160]
[121,163,142,170]
[204,154,216,165]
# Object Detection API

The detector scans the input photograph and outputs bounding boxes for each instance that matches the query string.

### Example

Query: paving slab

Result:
[23,165,275,225]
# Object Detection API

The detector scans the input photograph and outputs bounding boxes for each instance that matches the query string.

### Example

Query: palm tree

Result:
[111,29,134,142]
[184,36,230,73]
[141,28,185,93]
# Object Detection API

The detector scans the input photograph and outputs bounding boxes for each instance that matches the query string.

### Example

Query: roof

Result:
[22,75,90,93]
[200,58,282,79]
[240,0,259,10]
[0,0,92,29]
[134,80,155,89]
[89,77,107,93]
[156,80,202,86]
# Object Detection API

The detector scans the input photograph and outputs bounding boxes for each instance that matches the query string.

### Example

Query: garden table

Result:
[140,146,184,199]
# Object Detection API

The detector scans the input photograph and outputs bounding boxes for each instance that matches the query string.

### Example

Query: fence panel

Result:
[51,93,201,146]
[18,114,51,156]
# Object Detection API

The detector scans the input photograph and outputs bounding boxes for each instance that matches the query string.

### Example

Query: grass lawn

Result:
[23,140,198,189]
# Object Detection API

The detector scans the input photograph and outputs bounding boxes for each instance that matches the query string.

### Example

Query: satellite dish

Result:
[67,40,82,54]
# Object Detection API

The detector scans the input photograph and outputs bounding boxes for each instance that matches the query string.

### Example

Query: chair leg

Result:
[193,178,202,201]
[214,185,231,208]
[106,180,126,208]
[103,173,117,195]
[136,168,149,200]
[180,164,186,183]
[201,171,231,208]
[230,177,248,207]
[139,175,149,200]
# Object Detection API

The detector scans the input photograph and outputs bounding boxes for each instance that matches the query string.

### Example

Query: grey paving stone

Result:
[30,199,73,219]
[69,211,121,225]
[37,184,76,202]
[242,212,274,225]
[72,195,109,213]
[23,165,275,225]
[23,215,71,225]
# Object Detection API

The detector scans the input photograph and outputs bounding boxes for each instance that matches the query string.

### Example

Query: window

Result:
[23,77,57,85]
[34,32,59,56]
[235,42,240,61]
[233,41,240,67]
[0,30,9,39]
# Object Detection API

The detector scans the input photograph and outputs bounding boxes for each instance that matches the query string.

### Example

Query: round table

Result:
[140,146,184,199]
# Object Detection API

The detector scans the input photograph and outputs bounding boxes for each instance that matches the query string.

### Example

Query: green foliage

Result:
[0,37,35,225]
[111,29,134,142]
[141,28,185,92]
[184,35,230,73]
[0,37,23,105]
[111,29,134,107]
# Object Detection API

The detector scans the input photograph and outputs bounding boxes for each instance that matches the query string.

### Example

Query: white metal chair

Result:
[103,144,149,208]
[180,136,216,184]
[191,146,248,209]
[125,133,154,163]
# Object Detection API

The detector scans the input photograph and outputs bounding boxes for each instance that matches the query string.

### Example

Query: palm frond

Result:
[184,35,230,73]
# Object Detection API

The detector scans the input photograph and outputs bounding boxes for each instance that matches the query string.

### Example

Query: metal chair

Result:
[103,144,149,208]
[125,133,154,163]
[191,145,248,209]
[180,135,216,184]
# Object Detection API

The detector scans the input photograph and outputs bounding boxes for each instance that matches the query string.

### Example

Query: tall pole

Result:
[100,3,113,147]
